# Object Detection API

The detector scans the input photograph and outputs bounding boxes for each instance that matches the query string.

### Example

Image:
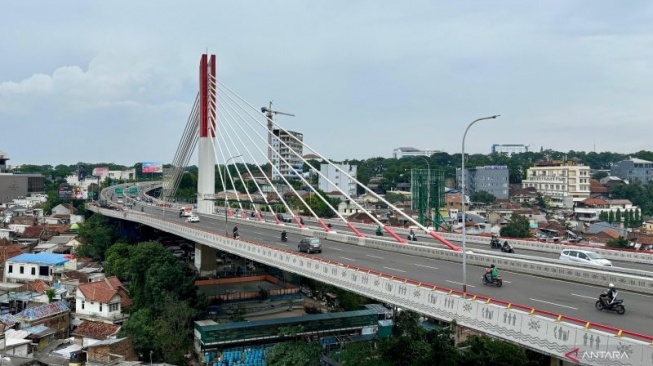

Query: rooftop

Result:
[8,253,70,266]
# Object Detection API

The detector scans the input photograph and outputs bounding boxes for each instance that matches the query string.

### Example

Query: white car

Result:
[559,249,612,266]
[187,215,200,223]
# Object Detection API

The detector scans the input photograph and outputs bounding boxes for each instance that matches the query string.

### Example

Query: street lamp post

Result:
[223,155,243,236]
[461,115,500,294]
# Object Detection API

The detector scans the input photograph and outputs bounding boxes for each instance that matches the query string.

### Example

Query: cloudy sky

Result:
[2,1,652,166]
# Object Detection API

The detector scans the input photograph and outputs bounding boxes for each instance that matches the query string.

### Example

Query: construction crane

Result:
[261,101,295,177]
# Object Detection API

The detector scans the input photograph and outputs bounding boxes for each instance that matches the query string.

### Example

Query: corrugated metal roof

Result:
[8,253,69,266]
[16,301,70,321]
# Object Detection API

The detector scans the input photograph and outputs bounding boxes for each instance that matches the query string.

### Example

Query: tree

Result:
[470,191,497,205]
[608,210,615,223]
[634,209,641,227]
[615,209,622,223]
[153,294,197,365]
[457,335,533,366]
[76,214,121,261]
[599,211,608,222]
[500,213,532,238]
[119,308,158,362]
[606,236,629,249]
[266,326,322,366]
[45,288,56,303]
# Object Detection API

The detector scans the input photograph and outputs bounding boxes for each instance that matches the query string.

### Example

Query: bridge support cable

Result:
[163,94,200,200]
[217,95,353,232]
[215,107,276,221]
[211,123,246,217]
[218,85,393,239]
[216,97,309,227]
[218,81,459,250]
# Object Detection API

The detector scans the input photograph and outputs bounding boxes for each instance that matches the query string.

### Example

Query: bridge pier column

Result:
[194,242,217,276]
[197,54,216,215]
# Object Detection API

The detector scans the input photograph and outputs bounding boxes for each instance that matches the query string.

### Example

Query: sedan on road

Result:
[187,215,200,223]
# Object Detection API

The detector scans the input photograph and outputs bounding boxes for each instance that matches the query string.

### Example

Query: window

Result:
[81,301,85,310]
[109,303,119,312]
[99,303,103,312]
[31,268,36,275]
[8,265,12,273]
[19,266,24,274]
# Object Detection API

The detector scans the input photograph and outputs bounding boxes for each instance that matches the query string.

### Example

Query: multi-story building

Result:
[456,165,509,200]
[491,144,528,156]
[610,158,653,184]
[271,129,303,181]
[318,163,357,197]
[0,151,45,203]
[521,160,591,208]
[574,198,640,223]
[392,147,440,159]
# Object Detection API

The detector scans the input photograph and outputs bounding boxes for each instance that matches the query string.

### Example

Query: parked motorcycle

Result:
[595,296,625,315]
[482,270,503,287]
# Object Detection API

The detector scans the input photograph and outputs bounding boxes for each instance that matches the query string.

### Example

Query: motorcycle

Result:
[490,237,501,249]
[595,296,625,315]
[482,270,503,287]
[233,231,240,240]
[375,231,384,236]
[281,232,288,242]
[501,242,515,254]
[407,233,417,241]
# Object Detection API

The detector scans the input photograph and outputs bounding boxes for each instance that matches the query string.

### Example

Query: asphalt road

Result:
[113,195,653,337]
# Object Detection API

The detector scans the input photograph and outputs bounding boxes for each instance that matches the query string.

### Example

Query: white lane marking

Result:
[529,298,578,310]
[446,280,475,288]
[367,255,384,259]
[571,293,596,300]
[383,267,406,273]
[415,264,439,270]
[330,247,343,251]
[340,257,356,262]
[278,243,287,247]
[502,280,512,284]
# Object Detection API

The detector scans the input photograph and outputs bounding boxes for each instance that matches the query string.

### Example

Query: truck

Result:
[179,206,193,217]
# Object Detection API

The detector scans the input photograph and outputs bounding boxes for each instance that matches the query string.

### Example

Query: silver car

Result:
[298,237,322,254]
[559,249,612,266]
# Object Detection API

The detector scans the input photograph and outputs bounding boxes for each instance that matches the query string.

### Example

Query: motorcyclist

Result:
[232,226,239,239]
[485,264,498,282]
[281,230,287,241]
[300,217,305,225]
[502,241,512,252]
[490,235,500,248]
[408,229,416,241]
[601,283,617,306]
[376,226,383,236]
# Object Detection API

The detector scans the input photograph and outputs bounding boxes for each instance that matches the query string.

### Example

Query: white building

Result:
[521,160,591,209]
[318,163,358,197]
[4,253,70,283]
[392,147,440,159]
[491,144,528,156]
[271,129,304,181]
[574,198,641,223]
[74,276,132,325]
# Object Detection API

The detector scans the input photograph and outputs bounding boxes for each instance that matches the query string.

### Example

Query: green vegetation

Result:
[336,315,546,366]
[470,190,497,205]
[606,236,630,249]
[76,215,204,365]
[500,212,532,238]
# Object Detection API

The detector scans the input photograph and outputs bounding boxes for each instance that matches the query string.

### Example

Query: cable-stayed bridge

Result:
[90,54,653,366]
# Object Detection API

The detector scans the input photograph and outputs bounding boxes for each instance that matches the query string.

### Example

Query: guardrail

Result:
[87,206,653,365]
[224,215,653,294]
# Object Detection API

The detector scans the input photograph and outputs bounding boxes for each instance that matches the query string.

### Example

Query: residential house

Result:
[2,328,33,357]
[23,323,58,350]
[589,179,608,199]
[75,277,131,325]
[72,320,120,347]
[4,253,70,283]
[86,337,138,363]
[645,219,653,234]
[14,301,71,338]
[509,185,539,205]
[0,241,29,263]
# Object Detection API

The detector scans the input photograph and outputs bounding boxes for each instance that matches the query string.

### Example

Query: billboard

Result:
[92,167,109,177]
[142,162,163,174]
[58,184,74,200]
[73,185,88,200]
